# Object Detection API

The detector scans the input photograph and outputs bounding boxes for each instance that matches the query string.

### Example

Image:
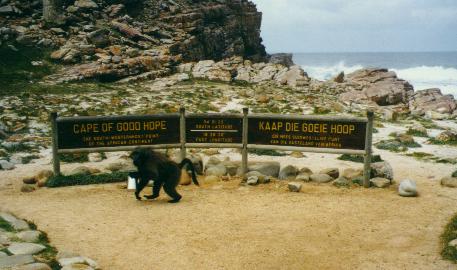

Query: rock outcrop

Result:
[339,68,414,106]
[409,88,457,115]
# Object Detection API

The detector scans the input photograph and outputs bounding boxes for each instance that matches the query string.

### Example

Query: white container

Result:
[127,176,136,190]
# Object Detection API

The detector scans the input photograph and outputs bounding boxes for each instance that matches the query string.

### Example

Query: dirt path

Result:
[1,153,457,270]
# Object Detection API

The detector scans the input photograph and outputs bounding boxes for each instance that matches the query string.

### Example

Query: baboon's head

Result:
[130,148,147,168]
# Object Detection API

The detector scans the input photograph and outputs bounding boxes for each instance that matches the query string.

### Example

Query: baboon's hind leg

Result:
[144,180,163,200]
[163,183,182,203]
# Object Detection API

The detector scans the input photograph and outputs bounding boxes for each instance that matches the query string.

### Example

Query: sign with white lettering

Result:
[248,118,367,150]
[57,115,180,149]
[186,116,242,144]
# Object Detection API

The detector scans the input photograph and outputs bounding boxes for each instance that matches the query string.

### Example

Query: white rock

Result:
[16,230,42,242]
[0,255,35,268]
[87,153,102,162]
[13,262,52,270]
[398,179,418,197]
[288,182,302,192]
[370,177,391,188]
[449,239,457,248]
[8,243,46,255]
[310,174,333,183]
[247,176,259,185]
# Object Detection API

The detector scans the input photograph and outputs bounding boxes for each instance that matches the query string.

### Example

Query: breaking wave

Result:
[302,62,457,97]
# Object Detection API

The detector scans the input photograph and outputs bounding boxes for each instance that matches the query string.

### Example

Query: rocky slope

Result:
[0,0,267,81]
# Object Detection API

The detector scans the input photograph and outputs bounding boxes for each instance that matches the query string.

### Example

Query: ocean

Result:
[293,52,457,97]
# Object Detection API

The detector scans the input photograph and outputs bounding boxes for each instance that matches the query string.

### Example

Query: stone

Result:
[425,110,447,120]
[435,131,457,143]
[204,175,219,183]
[268,53,294,67]
[278,165,298,180]
[440,177,457,188]
[288,182,302,192]
[105,161,133,172]
[203,149,219,156]
[275,65,309,87]
[205,164,227,177]
[0,255,34,268]
[371,161,393,180]
[247,162,280,177]
[449,239,457,248]
[383,109,398,121]
[68,166,93,176]
[290,151,304,158]
[0,233,10,245]
[58,256,97,268]
[296,173,310,182]
[22,176,37,185]
[310,174,334,183]
[0,213,29,231]
[333,177,350,187]
[88,153,103,162]
[0,251,6,257]
[409,88,456,115]
[319,168,339,179]
[13,263,52,270]
[74,0,98,9]
[16,230,42,242]
[21,184,36,193]
[0,160,15,170]
[333,71,344,83]
[87,29,110,48]
[8,243,46,255]
[342,168,363,180]
[61,264,94,270]
[407,123,427,136]
[36,170,54,182]
[247,176,259,185]
[398,179,418,197]
[370,177,391,188]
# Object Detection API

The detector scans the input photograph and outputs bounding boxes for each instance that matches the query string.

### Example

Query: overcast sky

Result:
[251,0,457,53]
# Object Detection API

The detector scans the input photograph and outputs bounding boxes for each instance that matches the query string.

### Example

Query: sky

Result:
[250,0,457,53]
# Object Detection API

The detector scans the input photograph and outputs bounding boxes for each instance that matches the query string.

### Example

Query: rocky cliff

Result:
[0,0,267,81]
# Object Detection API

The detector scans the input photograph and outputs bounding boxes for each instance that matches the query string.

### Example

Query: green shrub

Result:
[428,138,457,146]
[452,170,457,178]
[406,129,428,137]
[338,154,383,163]
[441,214,457,262]
[375,139,421,152]
[58,153,89,163]
[248,149,287,156]
[46,171,129,187]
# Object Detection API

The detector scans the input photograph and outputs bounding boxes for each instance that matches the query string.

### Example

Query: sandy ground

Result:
[1,147,457,270]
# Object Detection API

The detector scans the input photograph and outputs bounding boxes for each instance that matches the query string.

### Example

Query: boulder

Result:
[288,182,302,192]
[13,263,52,270]
[340,68,414,106]
[68,166,96,176]
[0,213,29,231]
[74,0,99,9]
[246,176,259,185]
[440,177,457,188]
[8,243,46,255]
[16,231,42,242]
[342,168,363,180]
[435,130,457,143]
[87,29,110,48]
[278,165,298,180]
[21,184,36,193]
[22,176,37,185]
[333,177,350,187]
[370,177,391,188]
[203,175,219,183]
[88,153,103,162]
[333,71,345,83]
[398,179,417,197]
[268,53,294,67]
[409,88,456,115]
[0,255,35,268]
[205,164,227,177]
[319,168,339,179]
[61,264,94,270]
[370,161,393,180]
[275,65,309,87]
[247,162,280,177]
[0,160,15,170]
[310,174,333,183]
[296,173,310,182]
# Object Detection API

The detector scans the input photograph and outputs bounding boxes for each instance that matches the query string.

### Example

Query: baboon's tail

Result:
[179,158,200,186]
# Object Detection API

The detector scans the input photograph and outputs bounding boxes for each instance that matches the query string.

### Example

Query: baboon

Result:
[129,148,199,203]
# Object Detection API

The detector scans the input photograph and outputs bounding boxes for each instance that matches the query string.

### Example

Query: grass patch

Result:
[46,171,128,187]
[441,213,457,263]
[58,152,89,163]
[0,217,14,232]
[406,129,428,137]
[22,154,41,164]
[405,152,434,159]
[2,143,34,153]
[375,139,421,152]
[248,149,287,156]
[428,138,457,146]
[338,154,383,163]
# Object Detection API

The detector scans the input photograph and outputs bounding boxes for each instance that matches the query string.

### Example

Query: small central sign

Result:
[248,117,367,150]
[57,115,180,149]
[185,116,243,144]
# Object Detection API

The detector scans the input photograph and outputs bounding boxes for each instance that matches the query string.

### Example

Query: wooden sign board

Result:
[56,115,180,150]
[186,116,243,144]
[248,117,367,150]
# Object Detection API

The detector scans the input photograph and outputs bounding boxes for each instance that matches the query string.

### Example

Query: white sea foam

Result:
[302,63,457,97]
